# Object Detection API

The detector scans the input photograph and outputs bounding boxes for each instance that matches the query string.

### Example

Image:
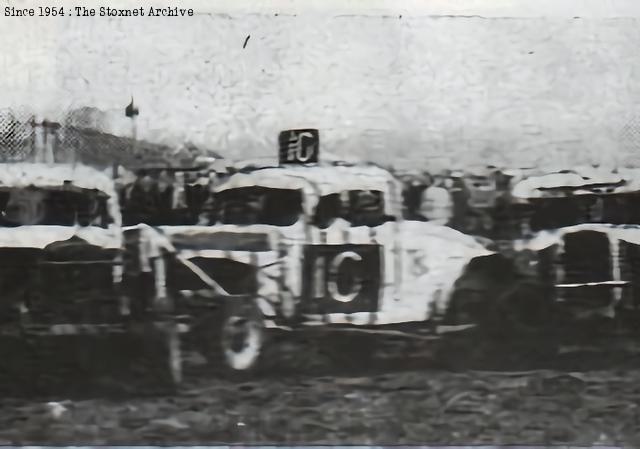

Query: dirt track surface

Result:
[1,337,640,446]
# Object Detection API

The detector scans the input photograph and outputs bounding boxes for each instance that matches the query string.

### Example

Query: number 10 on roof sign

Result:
[278,129,320,165]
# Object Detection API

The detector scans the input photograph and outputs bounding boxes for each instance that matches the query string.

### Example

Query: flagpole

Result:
[122,96,140,179]
[131,112,137,165]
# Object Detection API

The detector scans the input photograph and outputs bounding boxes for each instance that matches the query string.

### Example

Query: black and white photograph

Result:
[1,0,640,445]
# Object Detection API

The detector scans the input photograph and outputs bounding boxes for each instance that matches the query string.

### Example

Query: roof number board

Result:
[278,129,319,165]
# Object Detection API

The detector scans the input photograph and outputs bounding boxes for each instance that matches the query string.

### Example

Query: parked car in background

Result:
[0,163,182,391]
[500,168,640,332]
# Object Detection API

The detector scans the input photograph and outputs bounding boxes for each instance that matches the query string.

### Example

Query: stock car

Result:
[0,163,182,391]
[501,167,640,333]
[135,130,555,374]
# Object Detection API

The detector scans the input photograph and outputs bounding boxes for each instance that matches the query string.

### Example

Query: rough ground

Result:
[0,332,640,445]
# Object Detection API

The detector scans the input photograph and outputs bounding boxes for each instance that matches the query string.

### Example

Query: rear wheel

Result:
[485,280,555,336]
[436,288,495,369]
[439,282,558,370]
[483,280,558,367]
[446,288,490,326]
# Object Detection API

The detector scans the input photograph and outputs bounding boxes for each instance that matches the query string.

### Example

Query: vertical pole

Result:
[30,115,36,162]
[45,121,59,164]
[132,114,138,154]
[112,151,120,180]
[121,97,139,178]
[42,121,48,163]
[31,116,45,163]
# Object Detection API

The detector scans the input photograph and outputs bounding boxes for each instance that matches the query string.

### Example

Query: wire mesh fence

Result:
[0,107,36,162]
[0,107,188,171]
[620,114,640,167]
[0,106,105,165]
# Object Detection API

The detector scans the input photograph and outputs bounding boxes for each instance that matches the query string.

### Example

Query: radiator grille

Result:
[26,261,120,324]
[0,255,121,325]
[560,231,613,309]
[619,240,640,310]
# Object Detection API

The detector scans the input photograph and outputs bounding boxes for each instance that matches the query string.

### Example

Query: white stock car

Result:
[136,157,538,373]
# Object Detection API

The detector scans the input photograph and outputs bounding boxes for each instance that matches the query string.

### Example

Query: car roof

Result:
[0,163,117,197]
[214,164,400,196]
[511,167,640,199]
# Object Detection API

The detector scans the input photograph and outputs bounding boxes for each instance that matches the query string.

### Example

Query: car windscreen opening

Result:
[527,193,640,231]
[212,187,303,226]
[314,190,393,228]
[0,187,111,228]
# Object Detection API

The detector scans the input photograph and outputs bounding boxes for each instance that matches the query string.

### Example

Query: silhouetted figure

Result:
[402,175,428,220]
[156,170,176,225]
[124,171,160,225]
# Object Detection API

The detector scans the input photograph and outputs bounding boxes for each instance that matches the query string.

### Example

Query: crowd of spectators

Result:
[117,164,521,238]
[397,168,519,238]
[119,168,222,226]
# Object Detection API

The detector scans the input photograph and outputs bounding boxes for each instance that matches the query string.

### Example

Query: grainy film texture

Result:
[1,0,640,446]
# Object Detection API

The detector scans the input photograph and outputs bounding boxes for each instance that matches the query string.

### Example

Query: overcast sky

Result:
[2,0,640,169]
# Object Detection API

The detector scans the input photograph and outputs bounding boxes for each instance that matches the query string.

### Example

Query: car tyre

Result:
[482,279,559,368]
[485,280,555,335]
[195,297,267,378]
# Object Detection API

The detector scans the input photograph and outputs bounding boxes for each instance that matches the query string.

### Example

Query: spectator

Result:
[402,173,429,220]
[157,170,176,224]
[419,174,454,226]
[448,174,471,231]
[124,170,159,225]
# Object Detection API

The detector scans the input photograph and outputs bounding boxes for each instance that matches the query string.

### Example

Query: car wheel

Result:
[439,281,557,370]
[446,288,490,326]
[195,298,267,377]
[483,280,558,367]
[220,304,264,372]
[487,280,555,335]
